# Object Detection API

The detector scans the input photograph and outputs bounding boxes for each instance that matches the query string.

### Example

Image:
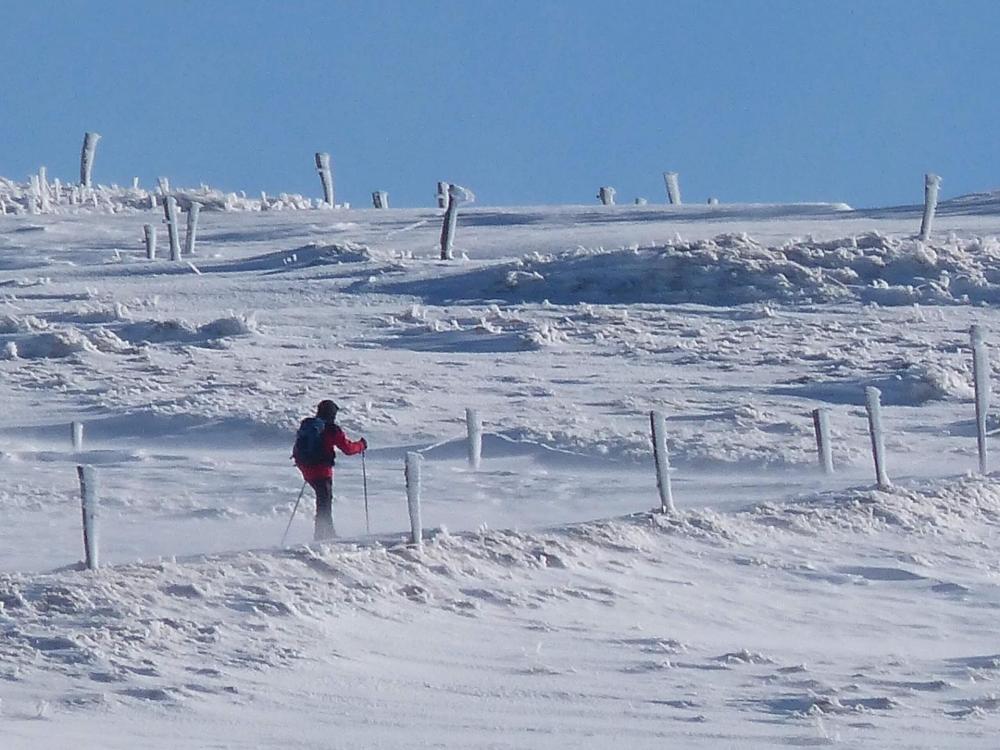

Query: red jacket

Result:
[297,424,365,481]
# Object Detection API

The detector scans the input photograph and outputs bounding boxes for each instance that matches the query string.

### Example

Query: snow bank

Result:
[383,233,1000,307]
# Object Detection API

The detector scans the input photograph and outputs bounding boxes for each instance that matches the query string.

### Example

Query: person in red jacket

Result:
[294,399,367,540]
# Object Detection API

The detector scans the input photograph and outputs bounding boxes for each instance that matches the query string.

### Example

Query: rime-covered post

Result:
[634,197,648,206]
[440,184,474,260]
[864,386,890,488]
[663,171,682,205]
[71,421,84,452]
[184,201,202,256]
[315,152,334,207]
[650,411,675,513]
[811,408,834,475]
[143,224,157,260]
[708,197,719,205]
[80,132,101,188]
[971,324,991,474]
[405,452,423,547]
[466,408,482,470]
[157,176,170,195]
[436,181,450,209]
[26,177,39,215]
[77,465,99,570]
[372,191,389,209]
[598,186,616,205]
[163,196,181,261]
[919,173,941,241]
[38,167,51,212]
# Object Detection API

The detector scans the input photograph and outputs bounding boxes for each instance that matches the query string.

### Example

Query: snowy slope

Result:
[3,183,1000,747]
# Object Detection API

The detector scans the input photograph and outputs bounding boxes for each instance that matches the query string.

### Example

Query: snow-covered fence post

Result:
[650,411,675,513]
[184,201,202,256]
[439,184,474,260]
[71,421,84,452]
[708,197,719,205]
[80,132,101,188]
[26,177,39,215]
[811,408,834,475]
[76,465,99,570]
[372,191,389,209]
[597,186,616,205]
[38,167,51,212]
[405,452,423,547]
[143,224,157,260]
[315,152,334,207]
[157,176,170,196]
[663,171,682,205]
[163,197,181,261]
[466,408,482,470]
[436,181,450,209]
[634,197,648,206]
[971,324,991,475]
[864,386,890,488]
[919,173,941,241]
[52,178,62,207]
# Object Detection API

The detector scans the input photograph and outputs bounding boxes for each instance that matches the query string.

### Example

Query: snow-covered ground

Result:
[3,182,1000,747]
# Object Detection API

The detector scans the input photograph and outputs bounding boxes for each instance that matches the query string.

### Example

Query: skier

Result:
[292,399,367,540]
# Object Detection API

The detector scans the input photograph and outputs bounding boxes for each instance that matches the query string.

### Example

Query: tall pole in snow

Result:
[864,387,890,489]
[315,152,334,207]
[77,465,99,570]
[143,224,157,259]
[663,172,682,205]
[466,408,482,470]
[650,411,675,513]
[80,132,101,188]
[184,201,202,256]
[436,182,450,209]
[597,186,616,205]
[405,452,423,547]
[440,184,474,260]
[971,325,991,475]
[919,173,941,241]
[811,408,834,475]
[163,197,181,261]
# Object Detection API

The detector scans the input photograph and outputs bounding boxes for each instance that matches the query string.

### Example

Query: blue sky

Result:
[2,1,998,208]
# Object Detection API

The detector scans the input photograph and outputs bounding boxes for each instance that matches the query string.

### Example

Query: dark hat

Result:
[316,400,339,420]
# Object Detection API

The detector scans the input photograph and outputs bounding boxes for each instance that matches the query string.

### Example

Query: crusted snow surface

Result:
[3,195,1000,746]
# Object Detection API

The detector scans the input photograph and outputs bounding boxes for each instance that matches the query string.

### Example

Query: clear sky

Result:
[2,1,998,209]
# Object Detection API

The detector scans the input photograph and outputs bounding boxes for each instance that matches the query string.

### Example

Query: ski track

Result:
[3,190,1000,746]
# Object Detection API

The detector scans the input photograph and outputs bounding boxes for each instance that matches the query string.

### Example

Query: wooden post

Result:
[597,186,616,205]
[663,172,682,204]
[971,325,991,474]
[811,408,834,475]
[650,411,675,513]
[77,465,99,570]
[80,132,101,188]
[439,184,474,260]
[466,409,482,470]
[436,181,450,209]
[919,173,941,241]
[71,421,84,452]
[184,201,202,256]
[143,224,157,259]
[157,176,170,195]
[372,191,389,209]
[315,152,334,207]
[864,387,890,488]
[163,197,181,261]
[405,452,423,546]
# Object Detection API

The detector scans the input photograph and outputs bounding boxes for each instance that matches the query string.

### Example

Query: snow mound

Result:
[117,314,257,345]
[382,233,1000,307]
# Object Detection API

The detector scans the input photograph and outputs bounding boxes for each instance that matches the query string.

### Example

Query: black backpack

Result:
[292,417,333,465]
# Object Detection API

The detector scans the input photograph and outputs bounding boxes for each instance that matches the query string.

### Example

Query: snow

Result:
[3,178,1000,747]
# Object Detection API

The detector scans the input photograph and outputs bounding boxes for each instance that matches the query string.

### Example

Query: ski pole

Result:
[280,481,308,547]
[362,450,371,535]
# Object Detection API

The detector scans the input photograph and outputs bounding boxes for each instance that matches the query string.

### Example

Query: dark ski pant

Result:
[308,478,335,540]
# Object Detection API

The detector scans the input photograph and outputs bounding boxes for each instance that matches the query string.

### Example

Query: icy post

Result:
[163,196,181,261]
[466,408,482,470]
[372,191,389,209]
[405,452,423,547]
[440,184,474,260]
[143,224,157,260]
[76,465,99,570]
[650,411,675,513]
[919,173,941,241]
[184,201,202,256]
[864,387,890,488]
[598,186,616,206]
[708,197,719,205]
[436,181,450,209]
[663,172,682,205]
[971,325,991,474]
[38,167,51,212]
[315,152,334,207]
[79,132,101,188]
[634,197,648,205]
[26,177,38,215]
[157,176,170,195]
[811,408,834,475]
[71,421,84,452]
